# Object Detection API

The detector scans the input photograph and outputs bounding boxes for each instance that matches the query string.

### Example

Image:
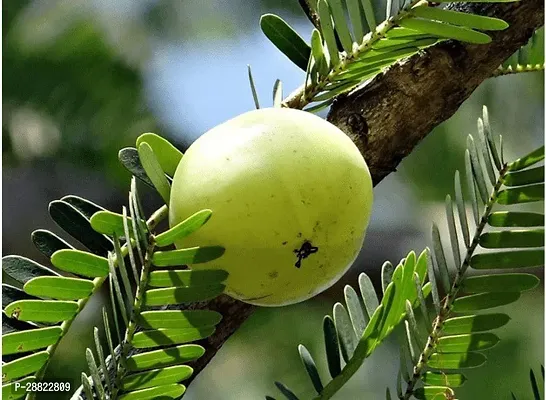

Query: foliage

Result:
[2,134,227,400]
[267,107,544,400]
[259,0,518,111]
[2,0,545,399]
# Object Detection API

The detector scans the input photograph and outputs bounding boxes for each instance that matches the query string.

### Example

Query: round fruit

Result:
[169,108,373,306]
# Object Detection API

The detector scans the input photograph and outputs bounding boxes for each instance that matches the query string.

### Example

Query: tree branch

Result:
[328,0,543,186]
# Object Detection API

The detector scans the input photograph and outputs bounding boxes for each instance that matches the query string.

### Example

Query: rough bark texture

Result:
[183,0,544,388]
[329,0,544,186]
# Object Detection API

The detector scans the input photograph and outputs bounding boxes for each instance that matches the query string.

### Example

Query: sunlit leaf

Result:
[142,285,225,306]
[147,269,229,288]
[428,352,486,369]
[152,246,225,266]
[136,132,183,177]
[4,300,78,323]
[2,327,62,355]
[479,229,544,248]
[51,249,109,278]
[399,18,491,44]
[508,146,545,171]
[118,383,186,400]
[497,184,544,204]
[154,209,212,247]
[23,276,94,300]
[437,332,499,353]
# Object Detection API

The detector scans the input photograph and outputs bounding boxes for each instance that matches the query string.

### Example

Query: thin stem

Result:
[491,64,545,77]
[29,205,168,400]
[112,233,157,398]
[282,0,424,110]
[401,164,508,399]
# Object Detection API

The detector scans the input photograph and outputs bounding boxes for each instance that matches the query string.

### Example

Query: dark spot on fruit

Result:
[282,241,288,245]
[297,232,302,238]
[268,271,279,279]
[293,240,319,268]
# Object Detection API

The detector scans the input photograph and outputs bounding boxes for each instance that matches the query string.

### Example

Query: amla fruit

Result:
[169,108,373,306]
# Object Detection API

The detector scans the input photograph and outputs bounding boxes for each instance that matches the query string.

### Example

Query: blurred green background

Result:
[3,0,544,399]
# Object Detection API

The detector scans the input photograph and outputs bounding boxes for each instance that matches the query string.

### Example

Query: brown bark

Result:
[185,0,543,387]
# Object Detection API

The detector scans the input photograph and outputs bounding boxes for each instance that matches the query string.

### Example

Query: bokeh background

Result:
[3,0,544,399]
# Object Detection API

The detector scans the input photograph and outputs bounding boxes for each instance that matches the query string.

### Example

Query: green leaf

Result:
[4,300,78,323]
[504,166,544,187]
[311,29,328,77]
[2,256,59,284]
[334,302,357,362]
[452,292,521,312]
[481,106,502,171]
[118,147,154,188]
[445,195,461,269]
[413,386,455,399]
[2,351,49,382]
[488,212,544,227]
[132,327,215,349]
[467,135,489,203]
[399,18,491,44]
[497,184,544,204]
[136,133,183,177]
[443,314,510,335]
[345,285,367,337]
[152,247,225,266]
[410,6,508,31]
[142,284,225,306]
[137,310,222,329]
[432,224,451,293]
[508,146,545,171]
[155,210,212,247]
[461,273,539,293]
[147,269,229,288]
[275,381,300,400]
[126,344,205,372]
[85,348,106,400]
[437,333,499,353]
[479,229,544,248]
[323,315,341,379]
[31,230,73,258]
[328,0,354,53]
[454,171,470,248]
[62,195,105,220]
[49,200,113,256]
[51,249,109,278]
[423,372,466,387]
[298,345,323,393]
[260,14,311,71]
[318,0,340,66]
[471,249,544,269]
[372,36,432,49]
[2,327,62,355]
[360,0,377,31]
[347,0,365,42]
[477,118,497,186]
[138,142,171,204]
[465,150,480,225]
[23,276,94,300]
[121,365,193,391]
[428,352,487,369]
[90,211,142,237]
[118,384,186,400]
[2,376,35,400]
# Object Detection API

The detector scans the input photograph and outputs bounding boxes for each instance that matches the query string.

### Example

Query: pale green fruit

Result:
[169,108,373,306]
